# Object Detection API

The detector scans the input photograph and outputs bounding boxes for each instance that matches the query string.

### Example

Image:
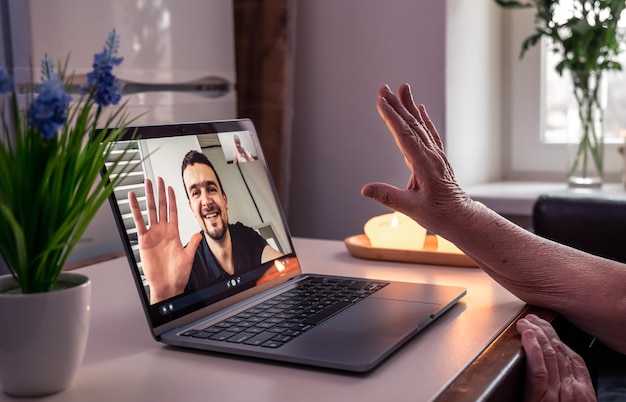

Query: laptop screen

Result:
[102,120,299,329]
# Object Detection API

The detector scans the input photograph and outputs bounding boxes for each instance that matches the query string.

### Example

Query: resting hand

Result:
[517,314,596,402]
[128,177,202,304]
[361,84,475,238]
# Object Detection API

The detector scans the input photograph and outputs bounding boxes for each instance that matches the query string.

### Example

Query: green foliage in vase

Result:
[0,30,137,293]
[495,0,626,179]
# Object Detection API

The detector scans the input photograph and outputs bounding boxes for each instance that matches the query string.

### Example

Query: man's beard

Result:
[201,205,228,241]
[205,220,227,241]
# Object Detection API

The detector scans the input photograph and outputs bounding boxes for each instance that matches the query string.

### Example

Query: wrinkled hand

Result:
[517,314,596,402]
[361,84,473,237]
[128,177,202,304]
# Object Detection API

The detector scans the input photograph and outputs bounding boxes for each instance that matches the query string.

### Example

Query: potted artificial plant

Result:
[0,29,135,396]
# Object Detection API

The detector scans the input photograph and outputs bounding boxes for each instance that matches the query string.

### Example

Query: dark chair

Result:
[533,193,626,263]
[532,192,626,400]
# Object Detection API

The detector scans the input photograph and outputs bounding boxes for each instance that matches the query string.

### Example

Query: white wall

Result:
[445,0,503,187]
[288,0,447,240]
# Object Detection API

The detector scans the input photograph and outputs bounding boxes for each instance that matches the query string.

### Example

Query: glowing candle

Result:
[364,211,427,250]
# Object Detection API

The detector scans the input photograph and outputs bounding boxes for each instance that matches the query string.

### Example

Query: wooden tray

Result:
[344,234,478,268]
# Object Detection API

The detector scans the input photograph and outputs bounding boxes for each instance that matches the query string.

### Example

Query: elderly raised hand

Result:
[360,83,626,400]
[361,84,626,356]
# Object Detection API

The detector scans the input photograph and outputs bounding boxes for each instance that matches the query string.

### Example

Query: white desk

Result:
[0,238,526,402]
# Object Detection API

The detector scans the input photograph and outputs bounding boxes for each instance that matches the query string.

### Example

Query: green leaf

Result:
[0,31,138,293]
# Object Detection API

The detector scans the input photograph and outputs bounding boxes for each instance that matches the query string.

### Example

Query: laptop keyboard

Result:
[180,277,388,348]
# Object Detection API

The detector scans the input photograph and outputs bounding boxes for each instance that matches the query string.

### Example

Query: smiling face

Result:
[183,162,229,241]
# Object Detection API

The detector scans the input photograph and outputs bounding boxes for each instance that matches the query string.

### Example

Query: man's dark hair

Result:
[181,150,224,199]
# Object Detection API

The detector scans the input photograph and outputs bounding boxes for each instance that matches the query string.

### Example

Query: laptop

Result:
[101,118,466,372]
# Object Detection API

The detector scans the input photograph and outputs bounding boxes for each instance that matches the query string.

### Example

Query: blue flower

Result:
[83,29,124,107]
[28,76,72,140]
[0,65,13,94]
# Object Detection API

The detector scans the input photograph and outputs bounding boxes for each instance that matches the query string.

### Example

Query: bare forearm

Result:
[447,203,626,353]
[365,83,626,353]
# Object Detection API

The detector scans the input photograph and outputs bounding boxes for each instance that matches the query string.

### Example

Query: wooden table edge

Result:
[434,305,557,402]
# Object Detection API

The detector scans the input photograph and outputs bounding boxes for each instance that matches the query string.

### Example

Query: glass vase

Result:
[566,70,605,189]
[566,106,604,188]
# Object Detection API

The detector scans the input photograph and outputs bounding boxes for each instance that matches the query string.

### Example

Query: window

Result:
[544,3,626,144]
[506,6,625,180]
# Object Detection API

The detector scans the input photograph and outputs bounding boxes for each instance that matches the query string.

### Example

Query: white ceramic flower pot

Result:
[0,272,91,397]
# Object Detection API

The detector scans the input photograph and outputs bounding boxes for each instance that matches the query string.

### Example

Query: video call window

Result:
[109,131,294,317]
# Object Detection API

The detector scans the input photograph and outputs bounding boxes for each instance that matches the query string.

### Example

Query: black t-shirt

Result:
[186,222,268,292]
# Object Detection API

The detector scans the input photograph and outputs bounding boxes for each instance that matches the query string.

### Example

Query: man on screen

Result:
[128,150,283,304]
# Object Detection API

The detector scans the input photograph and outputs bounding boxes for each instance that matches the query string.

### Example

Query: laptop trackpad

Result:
[283,297,441,370]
